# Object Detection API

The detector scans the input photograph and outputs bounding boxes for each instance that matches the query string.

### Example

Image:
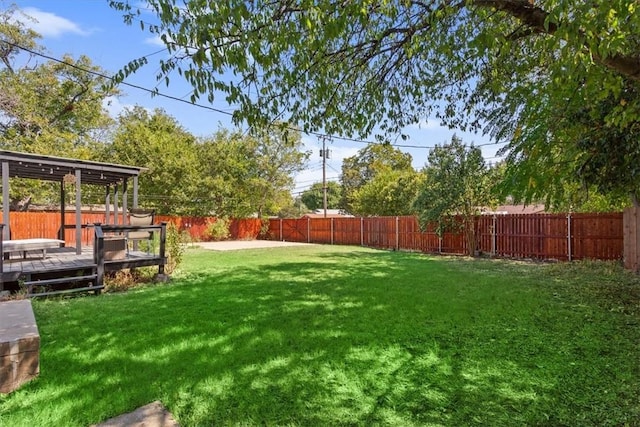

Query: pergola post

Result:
[2,162,9,240]
[122,178,128,225]
[59,181,66,240]
[75,169,82,255]
[133,176,139,208]
[114,183,119,225]
[105,185,111,225]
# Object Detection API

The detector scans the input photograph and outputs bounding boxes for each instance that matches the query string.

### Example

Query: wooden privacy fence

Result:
[1,211,624,262]
[267,213,624,261]
[2,212,263,248]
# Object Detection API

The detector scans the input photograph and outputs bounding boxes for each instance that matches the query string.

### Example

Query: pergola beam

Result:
[0,150,146,249]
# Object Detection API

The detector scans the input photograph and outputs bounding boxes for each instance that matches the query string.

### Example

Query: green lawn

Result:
[1,245,639,426]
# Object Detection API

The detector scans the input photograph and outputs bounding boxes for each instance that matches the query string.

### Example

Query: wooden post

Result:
[113,182,119,225]
[158,222,167,276]
[280,218,283,241]
[0,224,4,281]
[491,214,497,256]
[2,162,10,240]
[133,176,139,208]
[59,181,65,240]
[567,213,572,262]
[360,217,364,247]
[105,185,111,225]
[93,223,104,289]
[75,169,82,255]
[122,178,128,225]
[307,216,310,243]
[331,218,334,245]
[395,216,400,251]
[623,207,640,271]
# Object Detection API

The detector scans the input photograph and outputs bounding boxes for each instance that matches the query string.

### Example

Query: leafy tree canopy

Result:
[110,0,640,207]
[414,136,497,255]
[198,125,310,218]
[352,167,424,217]
[341,143,414,214]
[0,5,116,207]
[103,106,202,215]
[300,181,343,212]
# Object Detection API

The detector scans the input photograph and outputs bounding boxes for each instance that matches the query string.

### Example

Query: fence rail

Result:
[1,211,624,262]
[267,213,623,261]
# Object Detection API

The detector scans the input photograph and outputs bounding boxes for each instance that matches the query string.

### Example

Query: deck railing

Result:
[93,222,167,288]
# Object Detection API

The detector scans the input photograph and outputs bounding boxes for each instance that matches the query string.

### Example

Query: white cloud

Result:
[102,97,138,118]
[144,35,166,47]
[408,119,441,130]
[22,7,91,38]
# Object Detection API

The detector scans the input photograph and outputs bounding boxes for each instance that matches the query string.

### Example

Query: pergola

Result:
[0,150,147,254]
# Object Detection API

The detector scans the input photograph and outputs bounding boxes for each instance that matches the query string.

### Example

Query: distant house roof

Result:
[482,204,546,215]
[302,209,353,219]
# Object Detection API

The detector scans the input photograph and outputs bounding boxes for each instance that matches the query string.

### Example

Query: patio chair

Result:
[127,209,155,254]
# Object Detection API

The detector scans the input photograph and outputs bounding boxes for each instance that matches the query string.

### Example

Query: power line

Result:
[1,40,235,117]
[2,40,508,153]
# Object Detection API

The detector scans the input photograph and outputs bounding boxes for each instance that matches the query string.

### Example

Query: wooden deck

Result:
[2,246,161,276]
[0,223,168,297]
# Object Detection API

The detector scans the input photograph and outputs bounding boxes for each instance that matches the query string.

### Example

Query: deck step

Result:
[24,274,97,287]
[27,285,104,298]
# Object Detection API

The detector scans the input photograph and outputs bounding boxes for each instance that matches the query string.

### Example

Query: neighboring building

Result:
[481,204,546,215]
[301,209,354,219]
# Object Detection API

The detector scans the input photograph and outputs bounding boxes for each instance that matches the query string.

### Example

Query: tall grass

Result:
[1,245,638,426]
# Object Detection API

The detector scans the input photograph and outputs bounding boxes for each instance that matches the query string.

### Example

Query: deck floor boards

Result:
[2,246,158,275]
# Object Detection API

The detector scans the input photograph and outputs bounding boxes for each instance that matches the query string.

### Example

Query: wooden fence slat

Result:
[0,211,624,262]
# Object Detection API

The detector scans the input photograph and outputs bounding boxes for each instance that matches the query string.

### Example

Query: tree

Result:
[341,144,414,214]
[352,168,424,217]
[0,5,116,207]
[300,182,342,211]
[198,126,309,218]
[110,0,640,207]
[103,107,202,215]
[243,126,310,218]
[414,136,495,256]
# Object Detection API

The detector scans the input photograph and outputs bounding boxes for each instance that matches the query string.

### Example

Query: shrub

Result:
[165,221,185,275]
[104,268,155,293]
[204,217,231,241]
[259,218,271,238]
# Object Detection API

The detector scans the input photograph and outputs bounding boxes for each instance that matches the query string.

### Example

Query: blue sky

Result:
[14,1,505,195]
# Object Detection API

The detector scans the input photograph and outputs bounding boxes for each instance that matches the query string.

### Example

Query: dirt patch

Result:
[195,240,314,251]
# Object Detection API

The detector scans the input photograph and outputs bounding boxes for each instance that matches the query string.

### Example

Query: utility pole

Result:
[319,136,331,218]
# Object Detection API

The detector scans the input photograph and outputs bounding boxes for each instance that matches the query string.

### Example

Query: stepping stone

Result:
[93,401,179,427]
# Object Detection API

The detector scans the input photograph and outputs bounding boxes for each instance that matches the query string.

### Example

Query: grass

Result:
[1,245,639,426]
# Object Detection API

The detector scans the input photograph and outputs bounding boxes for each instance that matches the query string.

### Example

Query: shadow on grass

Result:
[2,247,639,426]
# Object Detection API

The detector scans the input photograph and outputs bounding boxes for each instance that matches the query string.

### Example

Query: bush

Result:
[165,222,185,275]
[204,217,231,241]
[104,268,155,293]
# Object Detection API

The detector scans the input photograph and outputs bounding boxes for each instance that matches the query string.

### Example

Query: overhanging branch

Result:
[472,0,640,82]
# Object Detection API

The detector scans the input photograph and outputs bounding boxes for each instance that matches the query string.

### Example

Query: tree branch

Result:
[472,0,640,82]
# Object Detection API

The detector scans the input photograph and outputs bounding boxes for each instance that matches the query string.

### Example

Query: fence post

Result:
[331,218,334,245]
[360,217,364,246]
[567,213,572,261]
[492,214,497,256]
[280,218,283,241]
[307,217,310,243]
[439,235,442,253]
[395,216,400,251]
